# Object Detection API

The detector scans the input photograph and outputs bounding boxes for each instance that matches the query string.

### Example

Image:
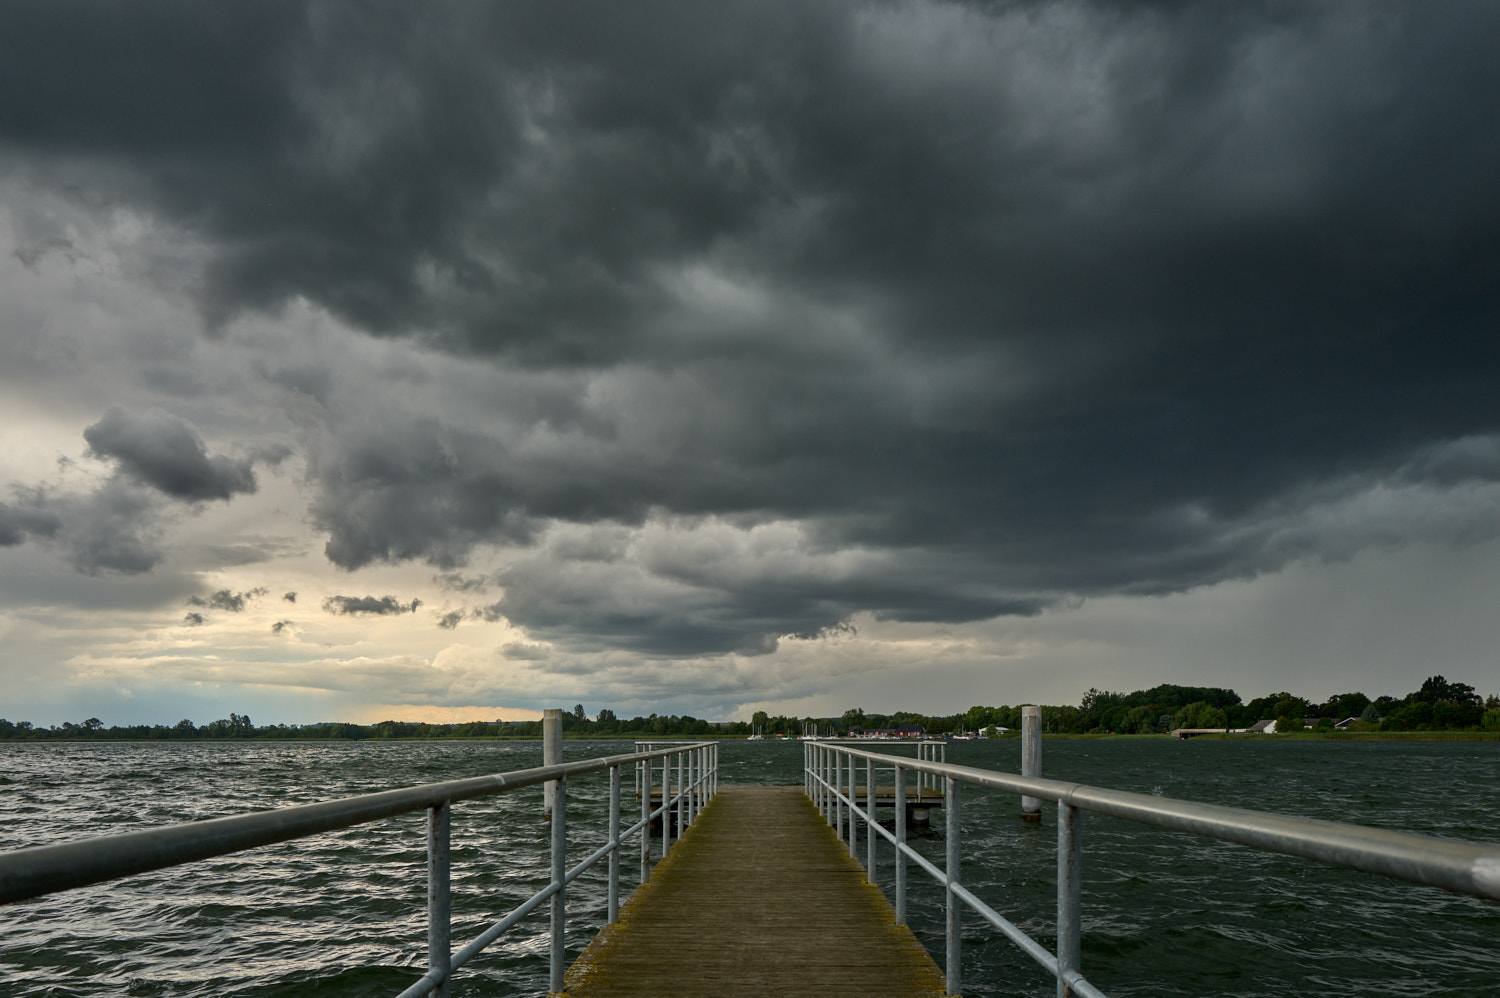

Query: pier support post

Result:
[1021,705,1042,822]
[543,708,562,820]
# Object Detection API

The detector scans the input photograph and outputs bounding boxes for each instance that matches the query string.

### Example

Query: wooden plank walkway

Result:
[560,786,948,997]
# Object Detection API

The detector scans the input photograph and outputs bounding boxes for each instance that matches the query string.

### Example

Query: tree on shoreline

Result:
[3,674,1497,740]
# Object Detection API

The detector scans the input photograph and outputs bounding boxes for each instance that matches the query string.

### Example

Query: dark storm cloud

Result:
[435,573,488,594]
[435,610,465,631]
[282,591,297,602]
[188,587,268,612]
[322,594,421,616]
[184,612,205,626]
[306,419,539,570]
[271,620,291,635]
[84,408,258,502]
[0,500,61,546]
[44,481,164,576]
[486,536,1050,658]
[6,1,1500,657]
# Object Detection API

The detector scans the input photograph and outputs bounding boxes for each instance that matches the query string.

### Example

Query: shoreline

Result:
[4,730,1498,744]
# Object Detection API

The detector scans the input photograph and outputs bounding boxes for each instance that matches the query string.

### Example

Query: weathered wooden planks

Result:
[560,786,949,997]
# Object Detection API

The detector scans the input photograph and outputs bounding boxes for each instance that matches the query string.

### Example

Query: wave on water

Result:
[2,738,1498,997]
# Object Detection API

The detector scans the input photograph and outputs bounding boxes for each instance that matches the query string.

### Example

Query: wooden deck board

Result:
[560,786,949,997]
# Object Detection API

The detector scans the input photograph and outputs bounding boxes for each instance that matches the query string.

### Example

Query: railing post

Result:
[543,708,562,820]
[550,774,566,994]
[894,763,906,924]
[428,800,451,998]
[847,751,857,858]
[639,758,650,883]
[1022,705,1042,822]
[865,756,875,880]
[820,745,828,820]
[826,746,834,823]
[662,755,673,855]
[831,747,838,829]
[829,745,834,816]
[1058,800,1082,998]
[608,764,621,924]
[677,751,686,837]
[817,744,823,817]
[945,776,962,997]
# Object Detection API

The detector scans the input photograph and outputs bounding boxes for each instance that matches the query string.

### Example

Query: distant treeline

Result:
[4,677,1498,741]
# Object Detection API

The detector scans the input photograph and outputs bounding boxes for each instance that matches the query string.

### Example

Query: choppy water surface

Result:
[1,738,1496,997]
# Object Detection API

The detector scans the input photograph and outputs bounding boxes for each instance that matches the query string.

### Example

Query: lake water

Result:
[1,738,1497,996]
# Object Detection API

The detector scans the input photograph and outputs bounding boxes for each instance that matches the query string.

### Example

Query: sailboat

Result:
[747,725,764,741]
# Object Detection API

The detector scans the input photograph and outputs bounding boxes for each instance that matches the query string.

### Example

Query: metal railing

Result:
[0,741,718,997]
[806,741,1500,998]
[631,740,719,877]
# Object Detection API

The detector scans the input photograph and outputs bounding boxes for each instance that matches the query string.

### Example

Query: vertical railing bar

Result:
[428,800,451,998]
[817,744,824,819]
[865,755,875,879]
[639,759,650,883]
[831,746,837,828]
[813,745,820,817]
[946,775,962,996]
[840,748,847,847]
[677,751,686,839]
[827,745,833,823]
[847,751,857,858]
[662,755,673,855]
[549,774,566,994]
[823,745,830,823]
[608,764,621,925]
[895,762,906,924]
[1058,800,1083,998]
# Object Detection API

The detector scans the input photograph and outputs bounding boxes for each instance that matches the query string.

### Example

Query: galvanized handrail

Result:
[0,741,718,997]
[807,741,1500,998]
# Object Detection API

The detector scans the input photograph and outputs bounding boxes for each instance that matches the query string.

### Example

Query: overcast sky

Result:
[2,0,1498,727]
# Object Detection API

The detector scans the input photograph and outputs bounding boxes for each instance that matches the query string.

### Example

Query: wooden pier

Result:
[642,785,944,831]
[562,786,947,997]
